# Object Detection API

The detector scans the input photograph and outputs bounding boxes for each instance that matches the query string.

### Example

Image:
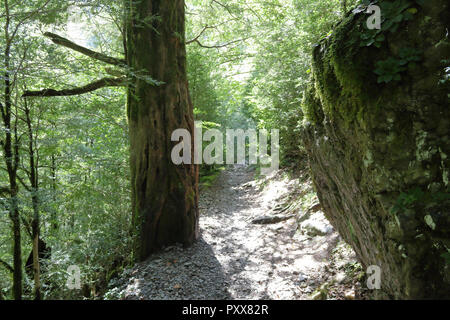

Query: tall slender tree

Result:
[2,0,23,299]
[23,0,199,261]
[23,98,41,300]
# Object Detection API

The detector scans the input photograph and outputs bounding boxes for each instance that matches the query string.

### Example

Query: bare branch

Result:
[43,32,126,66]
[190,37,250,49]
[186,25,213,45]
[210,0,236,18]
[10,0,52,42]
[16,174,31,192]
[186,19,239,45]
[22,77,127,97]
[21,217,32,240]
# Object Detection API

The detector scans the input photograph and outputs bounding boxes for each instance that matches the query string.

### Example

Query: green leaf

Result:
[376,34,385,41]
[403,12,414,21]
[393,14,403,23]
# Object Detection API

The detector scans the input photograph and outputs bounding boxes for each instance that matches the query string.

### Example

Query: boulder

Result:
[301,0,450,299]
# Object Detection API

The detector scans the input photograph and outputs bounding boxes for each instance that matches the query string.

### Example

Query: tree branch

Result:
[16,174,31,192]
[0,258,13,273]
[210,0,236,18]
[43,32,126,66]
[22,77,127,97]
[190,37,249,49]
[186,20,239,45]
[10,0,52,41]
[186,25,213,45]
[21,217,32,240]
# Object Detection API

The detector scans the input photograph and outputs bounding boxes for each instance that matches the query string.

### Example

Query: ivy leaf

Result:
[376,34,385,41]
[441,252,450,264]
[393,14,403,23]
[390,23,400,33]
[383,20,394,31]
[415,0,425,6]
[403,12,414,21]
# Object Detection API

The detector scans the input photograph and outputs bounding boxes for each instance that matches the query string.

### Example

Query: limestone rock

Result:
[300,211,334,236]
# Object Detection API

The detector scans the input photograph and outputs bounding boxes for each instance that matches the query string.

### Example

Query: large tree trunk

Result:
[24,101,41,300]
[126,0,199,261]
[50,153,58,231]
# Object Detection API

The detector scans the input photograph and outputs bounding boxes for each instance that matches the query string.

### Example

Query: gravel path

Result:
[107,165,362,300]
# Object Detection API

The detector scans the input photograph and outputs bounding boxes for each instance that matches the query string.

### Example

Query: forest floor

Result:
[106,165,369,300]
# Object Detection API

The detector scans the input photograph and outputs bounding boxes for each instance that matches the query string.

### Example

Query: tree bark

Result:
[22,77,127,97]
[2,70,22,301]
[24,100,41,300]
[2,7,23,296]
[126,0,199,261]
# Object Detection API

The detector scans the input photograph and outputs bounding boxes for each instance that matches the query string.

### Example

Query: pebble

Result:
[345,289,356,300]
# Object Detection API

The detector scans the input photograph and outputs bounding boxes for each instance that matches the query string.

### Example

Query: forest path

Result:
[109,165,362,300]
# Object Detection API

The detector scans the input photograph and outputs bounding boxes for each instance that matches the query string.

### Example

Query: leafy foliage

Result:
[391,187,450,215]
[358,0,422,48]
[374,48,421,83]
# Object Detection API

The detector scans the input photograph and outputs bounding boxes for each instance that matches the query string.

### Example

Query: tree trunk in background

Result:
[126,0,199,261]
[341,0,347,15]
[31,222,41,300]
[24,101,41,300]
[2,42,22,300]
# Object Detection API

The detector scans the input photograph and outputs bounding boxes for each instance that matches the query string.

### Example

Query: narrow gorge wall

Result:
[301,0,450,299]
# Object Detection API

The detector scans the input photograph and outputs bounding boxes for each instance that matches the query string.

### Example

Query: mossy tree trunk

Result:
[126,0,199,261]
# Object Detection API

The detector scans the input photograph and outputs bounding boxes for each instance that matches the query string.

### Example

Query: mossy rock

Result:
[301,0,450,299]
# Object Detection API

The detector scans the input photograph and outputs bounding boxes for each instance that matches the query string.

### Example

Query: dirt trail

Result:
[107,165,363,300]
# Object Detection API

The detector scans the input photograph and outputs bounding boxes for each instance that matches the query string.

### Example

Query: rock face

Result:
[301,0,450,299]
